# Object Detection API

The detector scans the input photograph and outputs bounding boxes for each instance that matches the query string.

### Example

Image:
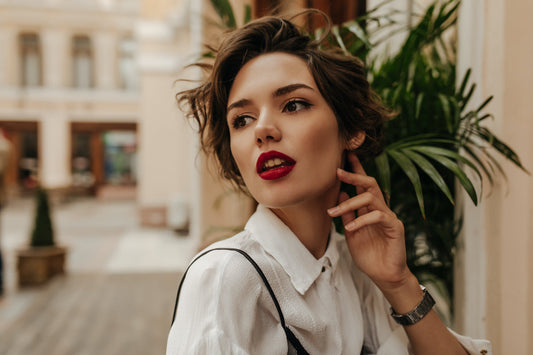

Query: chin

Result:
[244,168,340,207]
[253,184,339,210]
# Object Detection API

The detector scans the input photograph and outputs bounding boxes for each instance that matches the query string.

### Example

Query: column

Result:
[39,114,71,189]
[454,0,488,339]
[41,29,69,88]
[0,26,18,87]
[137,1,190,228]
[93,31,118,90]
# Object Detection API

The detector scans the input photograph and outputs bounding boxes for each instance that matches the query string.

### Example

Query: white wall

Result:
[456,0,533,353]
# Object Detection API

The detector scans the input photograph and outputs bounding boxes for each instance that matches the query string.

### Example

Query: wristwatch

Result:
[390,285,435,326]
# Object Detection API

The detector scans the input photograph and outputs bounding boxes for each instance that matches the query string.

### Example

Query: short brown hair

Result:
[177,11,389,187]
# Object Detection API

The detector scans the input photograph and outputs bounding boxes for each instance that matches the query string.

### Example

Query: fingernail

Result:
[345,222,356,231]
[327,207,340,215]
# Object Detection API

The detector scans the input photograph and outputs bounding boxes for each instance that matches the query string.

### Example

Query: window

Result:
[307,0,366,25]
[20,33,42,86]
[253,0,282,18]
[71,132,94,188]
[118,37,138,90]
[253,0,367,28]
[72,35,93,88]
[103,131,137,185]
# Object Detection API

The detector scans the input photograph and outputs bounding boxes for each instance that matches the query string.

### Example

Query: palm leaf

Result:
[244,4,252,24]
[413,148,478,205]
[460,144,491,187]
[388,150,426,217]
[476,127,529,172]
[410,145,481,178]
[374,152,391,199]
[331,25,349,54]
[210,0,237,29]
[344,20,372,48]
[403,149,455,205]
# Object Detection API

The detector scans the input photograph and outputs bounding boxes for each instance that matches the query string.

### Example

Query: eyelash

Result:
[230,99,313,130]
[231,114,254,129]
[282,99,312,113]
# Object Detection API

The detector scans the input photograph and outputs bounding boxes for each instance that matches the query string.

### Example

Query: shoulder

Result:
[177,230,269,312]
[170,230,279,350]
[184,231,262,291]
[167,232,286,354]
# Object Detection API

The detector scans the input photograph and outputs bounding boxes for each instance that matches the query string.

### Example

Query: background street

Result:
[0,196,194,355]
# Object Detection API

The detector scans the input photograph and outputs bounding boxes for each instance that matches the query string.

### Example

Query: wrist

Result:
[378,273,423,314]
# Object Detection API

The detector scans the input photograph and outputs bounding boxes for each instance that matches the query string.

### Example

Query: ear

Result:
[346,131,366,151]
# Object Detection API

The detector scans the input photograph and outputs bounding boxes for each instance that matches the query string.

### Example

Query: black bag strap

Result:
[171,247,309,355]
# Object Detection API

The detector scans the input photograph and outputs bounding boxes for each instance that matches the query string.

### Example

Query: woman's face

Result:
[226,52,347,209]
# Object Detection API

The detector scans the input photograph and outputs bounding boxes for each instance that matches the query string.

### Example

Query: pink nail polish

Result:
[327,207,339,215]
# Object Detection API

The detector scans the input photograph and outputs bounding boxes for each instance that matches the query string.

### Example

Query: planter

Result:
[16,246,67,286]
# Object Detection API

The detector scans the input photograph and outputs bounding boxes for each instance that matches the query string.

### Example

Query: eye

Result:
[232,115,254,129]
[283,99,312,113]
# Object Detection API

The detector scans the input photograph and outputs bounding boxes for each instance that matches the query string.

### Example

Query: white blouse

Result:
[167,204,492,354]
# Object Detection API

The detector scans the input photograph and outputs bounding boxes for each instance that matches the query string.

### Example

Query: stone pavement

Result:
[0,196,196,355]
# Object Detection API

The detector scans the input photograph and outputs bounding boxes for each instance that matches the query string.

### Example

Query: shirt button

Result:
[321,266,326,272]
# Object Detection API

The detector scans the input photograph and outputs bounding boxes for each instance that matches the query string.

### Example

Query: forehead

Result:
[228,52,317,103]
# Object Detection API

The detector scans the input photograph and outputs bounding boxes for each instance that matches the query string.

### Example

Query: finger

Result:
[338,190,350,204]
[337,168,378,192]
[344,210,402,234]
[337,169,385,202]
[336,191,356,227]
[327,191,390,218]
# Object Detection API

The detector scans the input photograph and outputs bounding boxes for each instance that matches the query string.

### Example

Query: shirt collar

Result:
[245,204,341,295]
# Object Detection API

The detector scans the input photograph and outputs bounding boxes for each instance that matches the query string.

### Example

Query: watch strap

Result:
[390,286,435,326]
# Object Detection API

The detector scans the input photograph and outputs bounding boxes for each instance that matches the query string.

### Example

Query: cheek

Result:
[299,121,343,159]
[229,135,250,175]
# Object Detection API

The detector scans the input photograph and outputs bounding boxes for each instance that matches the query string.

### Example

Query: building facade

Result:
[0,0,140,198]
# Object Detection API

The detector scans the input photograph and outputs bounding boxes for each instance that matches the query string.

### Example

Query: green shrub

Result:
[30,187,55,247]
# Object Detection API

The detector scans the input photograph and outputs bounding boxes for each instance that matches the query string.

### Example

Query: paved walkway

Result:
[0,196,196,355]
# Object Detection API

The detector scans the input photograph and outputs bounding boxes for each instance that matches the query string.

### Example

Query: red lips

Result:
[256,151,296,180]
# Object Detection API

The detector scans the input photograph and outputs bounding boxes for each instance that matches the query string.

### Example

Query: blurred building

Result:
[0,0,140,198]
[0,0,366,226]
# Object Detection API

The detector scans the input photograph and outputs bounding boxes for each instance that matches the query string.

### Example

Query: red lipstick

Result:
[256,151,296,180]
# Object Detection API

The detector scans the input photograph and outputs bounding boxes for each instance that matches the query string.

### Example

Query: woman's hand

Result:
[327,152,411,292]
[328,153,469,354]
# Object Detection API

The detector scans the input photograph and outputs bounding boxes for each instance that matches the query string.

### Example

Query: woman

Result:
[167,12,491,355]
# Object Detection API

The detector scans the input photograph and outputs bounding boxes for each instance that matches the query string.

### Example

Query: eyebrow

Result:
[227,98,252,113]
[272,83,314,98]
[226,83,314,112]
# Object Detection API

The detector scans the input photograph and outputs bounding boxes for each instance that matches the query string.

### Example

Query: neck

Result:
[270,185,340,259]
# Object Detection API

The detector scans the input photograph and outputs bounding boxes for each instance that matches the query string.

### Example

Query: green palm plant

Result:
[331,0,527,308]
[206,0,527,314]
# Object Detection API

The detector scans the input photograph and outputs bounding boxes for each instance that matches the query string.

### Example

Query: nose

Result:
[254,112,281,145]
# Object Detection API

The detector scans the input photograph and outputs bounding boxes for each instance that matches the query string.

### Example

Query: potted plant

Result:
[16,187,67,286]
